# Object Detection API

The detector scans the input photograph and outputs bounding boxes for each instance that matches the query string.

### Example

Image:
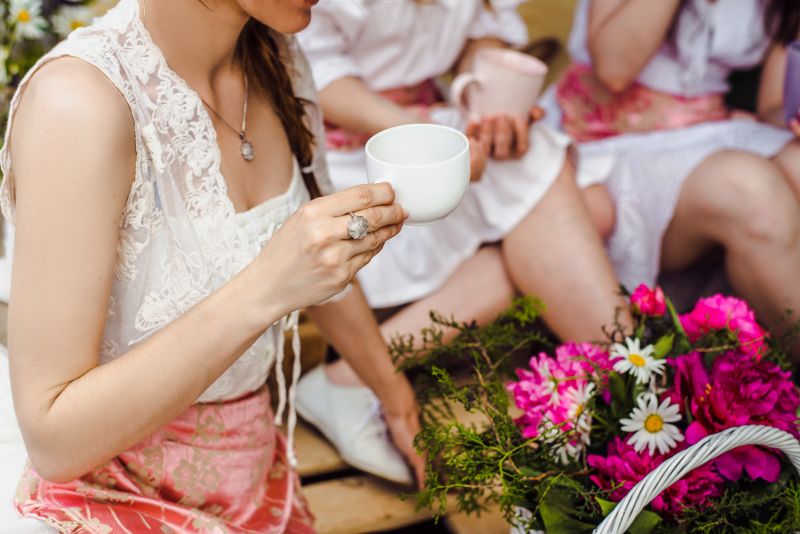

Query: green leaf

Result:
[539,489,595,534]
[653,334,674,359]
[608,372,628,406]
[594,498,662,534]
[596,497,617,516]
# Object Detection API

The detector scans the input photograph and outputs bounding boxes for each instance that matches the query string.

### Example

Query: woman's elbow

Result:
[593,63,635,94]
[23,426,92,483]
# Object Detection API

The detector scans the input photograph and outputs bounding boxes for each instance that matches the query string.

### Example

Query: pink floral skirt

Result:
[15,387,315,533]
[556,63,728,142]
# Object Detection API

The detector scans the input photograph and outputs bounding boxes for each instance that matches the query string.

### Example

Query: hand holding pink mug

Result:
[450,48,548,121]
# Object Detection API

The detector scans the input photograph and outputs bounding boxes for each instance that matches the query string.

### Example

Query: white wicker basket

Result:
[511,425,800,534]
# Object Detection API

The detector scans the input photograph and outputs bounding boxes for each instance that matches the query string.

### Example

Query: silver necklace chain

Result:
[140,0,255,162]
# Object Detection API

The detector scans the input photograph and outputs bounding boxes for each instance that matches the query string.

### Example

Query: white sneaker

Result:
[295,365,414,485]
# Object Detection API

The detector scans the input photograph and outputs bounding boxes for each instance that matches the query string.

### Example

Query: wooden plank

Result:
[304,476,437,534]
[294,421,348,479]
[446,505,510,534]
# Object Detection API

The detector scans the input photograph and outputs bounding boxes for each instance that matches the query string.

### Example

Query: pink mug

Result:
[450,48,548,121]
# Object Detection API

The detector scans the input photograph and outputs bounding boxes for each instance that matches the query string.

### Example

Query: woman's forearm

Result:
[588,0,682,93]
[455,37,508,75]
[318,76,424,135]
[306,285,405,407]
[14,261,285,483]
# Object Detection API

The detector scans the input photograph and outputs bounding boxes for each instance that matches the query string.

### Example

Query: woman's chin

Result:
[268,10,312,34]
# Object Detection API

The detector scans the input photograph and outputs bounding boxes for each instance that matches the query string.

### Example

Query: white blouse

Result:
[298,0,529,92]
[568,0,773,97]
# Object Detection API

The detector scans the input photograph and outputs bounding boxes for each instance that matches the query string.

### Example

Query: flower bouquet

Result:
[397,288,800,533]
[1,0,98,135]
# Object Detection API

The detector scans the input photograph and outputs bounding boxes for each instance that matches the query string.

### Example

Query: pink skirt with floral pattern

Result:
[15,387,315,533]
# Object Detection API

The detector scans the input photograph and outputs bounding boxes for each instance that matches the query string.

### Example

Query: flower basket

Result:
[509,425,800,533]
[397,289,800,533]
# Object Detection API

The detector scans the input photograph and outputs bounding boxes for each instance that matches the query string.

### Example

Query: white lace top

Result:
[0,0,333,460]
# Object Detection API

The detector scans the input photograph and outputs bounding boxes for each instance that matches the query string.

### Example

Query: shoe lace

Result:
[352,395,389,441]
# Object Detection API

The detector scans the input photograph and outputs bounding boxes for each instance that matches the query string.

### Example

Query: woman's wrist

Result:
[232,259,293,333]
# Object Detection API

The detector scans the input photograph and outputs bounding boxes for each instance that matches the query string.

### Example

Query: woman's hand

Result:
[381,376,426,488]
[256,183,407,315]
[466,106,545,168]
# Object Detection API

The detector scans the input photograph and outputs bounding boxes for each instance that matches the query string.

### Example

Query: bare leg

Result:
[772,139,800,199]
[325,246,515,386]
[661,150,800,356]
[581,184,616,240]
[502,158,628,342]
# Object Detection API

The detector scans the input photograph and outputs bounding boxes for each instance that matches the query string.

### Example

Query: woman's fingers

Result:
[335,203,407,239]
[511,115,529,157]
[491,114,513,159]
[314,183,397,216]
[346,223,402,259]
[529,105,545,123]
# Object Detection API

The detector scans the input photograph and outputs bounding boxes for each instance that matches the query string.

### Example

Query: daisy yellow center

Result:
[628,353,646,367]
[575,404,584,418]
[644,414,664,433]
[70,20,85,30]
[17,9,30,23]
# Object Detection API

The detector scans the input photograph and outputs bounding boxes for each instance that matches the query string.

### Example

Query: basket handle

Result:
[594,425,800,534]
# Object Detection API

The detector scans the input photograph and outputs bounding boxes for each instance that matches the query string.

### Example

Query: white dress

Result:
[540,0,794,290]
[298,0,606,309]
[0,0,328,488]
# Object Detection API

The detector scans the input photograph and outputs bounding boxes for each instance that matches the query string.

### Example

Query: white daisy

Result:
[611,337,665,384]
[539,421,582,465]
[620,395,684,455]
[10,0,47,40]
[565,382,595,439]
[532,358,560,404]
[50,5,93,38]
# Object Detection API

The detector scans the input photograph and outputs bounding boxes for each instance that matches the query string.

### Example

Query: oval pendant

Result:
[241,139,255,162]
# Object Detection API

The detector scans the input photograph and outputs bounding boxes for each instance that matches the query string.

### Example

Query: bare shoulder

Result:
[12,56,134,151]
[9,56,136,206]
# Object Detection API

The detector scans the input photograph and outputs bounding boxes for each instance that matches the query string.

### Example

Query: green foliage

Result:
[397,296,800,533]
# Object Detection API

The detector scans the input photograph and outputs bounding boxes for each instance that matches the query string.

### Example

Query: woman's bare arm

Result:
[757,43,790,128]
[318,76,423,136]
[587,0,683,93]
[9,59,406,483]
[307,286,425,484]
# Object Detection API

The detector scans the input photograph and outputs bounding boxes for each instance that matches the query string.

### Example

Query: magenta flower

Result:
[589,437,723,518]
[631,284,667,316]
[668,351,800,482]
[508,343,610,462]
[680,295,768,358]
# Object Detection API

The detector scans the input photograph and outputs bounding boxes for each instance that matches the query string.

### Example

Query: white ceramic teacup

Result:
[450,48,548,121]
[365,124,470,225]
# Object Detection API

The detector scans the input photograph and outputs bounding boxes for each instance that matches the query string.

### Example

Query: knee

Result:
[717,154,800,248]
[582,185,616,240]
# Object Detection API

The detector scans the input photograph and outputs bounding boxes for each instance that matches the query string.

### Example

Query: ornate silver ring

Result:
[347,212,369,240]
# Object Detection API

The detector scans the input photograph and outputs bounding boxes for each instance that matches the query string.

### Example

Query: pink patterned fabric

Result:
[556,63,728,142]
[324,78,444,150]
[15,387,315,533]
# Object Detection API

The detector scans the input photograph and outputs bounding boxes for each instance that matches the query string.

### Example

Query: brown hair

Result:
[235,21,322,198]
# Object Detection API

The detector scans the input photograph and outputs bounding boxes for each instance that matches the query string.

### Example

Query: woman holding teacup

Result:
[0,0,428,530]
[538,0,800,358]
[295,0,627,484]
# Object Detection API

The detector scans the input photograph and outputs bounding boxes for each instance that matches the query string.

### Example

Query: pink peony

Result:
[631,284,667,316]
[680,295,768,358]
[588,437,724,518]
[668,351,800,482]
[508,343,610,460]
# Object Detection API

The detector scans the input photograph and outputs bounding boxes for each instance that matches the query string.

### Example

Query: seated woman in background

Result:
[540,0,800,352]
[0,0,425,530]
[294,0,628,485]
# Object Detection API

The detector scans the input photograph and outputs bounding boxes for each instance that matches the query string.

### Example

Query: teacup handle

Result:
[450,72,483,120]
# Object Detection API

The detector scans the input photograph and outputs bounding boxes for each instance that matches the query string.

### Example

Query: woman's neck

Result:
[142,0,249,92]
